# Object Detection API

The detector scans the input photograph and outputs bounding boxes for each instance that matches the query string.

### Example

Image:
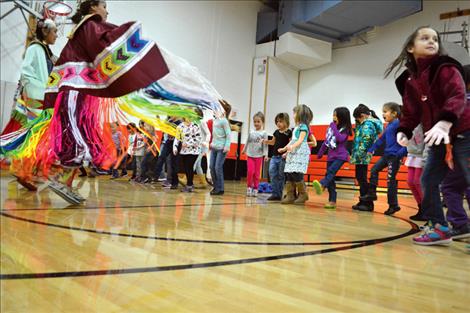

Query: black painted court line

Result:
[0,211,419,246]
[0,223,418,280]
[0,201,248,212]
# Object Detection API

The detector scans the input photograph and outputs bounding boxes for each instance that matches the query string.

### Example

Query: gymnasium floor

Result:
[1,172,469,312]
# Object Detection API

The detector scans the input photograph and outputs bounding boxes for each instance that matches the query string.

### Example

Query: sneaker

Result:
[312,180,323,195]
[324,203,336,209]
[267,195,281,201]
[356,202,374,212]
[170,185,178,190]
[384,206,400,216]
[449,224,470,239]
[413,224,452,246]
[162,181,172,188]
[210,190,224,196]
[246,187,252,197]
[252,189,258,197]
[410,212,427,221]
[352,201,362,211]
[181,185,194,193]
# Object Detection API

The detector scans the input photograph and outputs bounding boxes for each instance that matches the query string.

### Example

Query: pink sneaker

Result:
[413,224,452,246]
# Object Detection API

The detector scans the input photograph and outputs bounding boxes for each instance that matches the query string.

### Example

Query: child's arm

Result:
[263,136,276,146]
[223,119,232,153]
[286,131,307,152]
[308,133,317,147]
[368,130,385,155]
[330,122,348,143]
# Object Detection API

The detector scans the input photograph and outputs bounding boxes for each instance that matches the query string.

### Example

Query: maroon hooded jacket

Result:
[396,55,469,140]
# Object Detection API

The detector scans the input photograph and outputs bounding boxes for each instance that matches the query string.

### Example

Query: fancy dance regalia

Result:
[1,40,55,149]
[1,39,56,190]
[2,13,224,204]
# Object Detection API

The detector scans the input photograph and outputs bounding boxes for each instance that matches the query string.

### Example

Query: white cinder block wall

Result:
[0,1,261,142]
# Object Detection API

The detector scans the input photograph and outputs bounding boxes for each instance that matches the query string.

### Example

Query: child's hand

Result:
[286,145,293,152]
[173,148,178,156]
[367,151,373,156]
[282,152,287,159]
[223,147,229,153]
[182,143,188,148]
[277,147,285,153]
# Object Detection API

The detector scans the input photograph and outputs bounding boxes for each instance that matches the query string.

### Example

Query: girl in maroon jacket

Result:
[387,26,469,246]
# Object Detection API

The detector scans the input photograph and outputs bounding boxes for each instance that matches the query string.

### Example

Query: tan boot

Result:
[178,173,187,185]
[195,174,208,189]
[281,182,296,204]
[294,182,309,204]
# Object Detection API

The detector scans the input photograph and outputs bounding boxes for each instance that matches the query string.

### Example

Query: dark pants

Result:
[181,154,198,186]
[154,140,178,186]
[442,168,470,228]
[369,155,401,207]
[141,151,158,180]
[112,149,127,177]
[423,131,470,226]
[285,172,304,182]
[268,156,286,198]
[320,159,345,203]
[355,164,369,197]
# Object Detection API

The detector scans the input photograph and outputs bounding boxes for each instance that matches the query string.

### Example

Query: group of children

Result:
[241,26,469,248]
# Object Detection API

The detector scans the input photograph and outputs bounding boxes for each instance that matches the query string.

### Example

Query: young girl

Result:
[360,102,407,215]
[391,26,469,245]
[209,100,232,196]
[1,19,58,191]
[173,118,202,192]
[278,104,313,205]
[404,124,427,221]
[242,112,268,197]
[313,107,352,209]
[264,113,292,201]
[350,104,383,211]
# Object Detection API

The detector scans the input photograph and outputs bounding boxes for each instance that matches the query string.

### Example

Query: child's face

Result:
[333,112,338,124]
[408,28,439,60]
[253,117,263,130]
[276,119,287,130]
[382,109,396,123]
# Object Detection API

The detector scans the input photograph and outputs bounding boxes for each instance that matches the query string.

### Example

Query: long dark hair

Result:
[71,0,102,24]
[353,103,380,120]
[334,107,352,135]
[384,26,445,78]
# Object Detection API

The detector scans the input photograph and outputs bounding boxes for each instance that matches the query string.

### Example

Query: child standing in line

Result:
[313,107,352,209]
[209,100,232,196]
[392,27,469,245]
[173,118,202,192]
[404,124,427,221]
[133,121,146,181]
[360,102,407,215]
[350,104,383,211]
[242,112,268,197]
[264,113,292,201]
[278,104,313,205]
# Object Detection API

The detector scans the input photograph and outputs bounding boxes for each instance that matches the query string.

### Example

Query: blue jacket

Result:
[368,119,407,158]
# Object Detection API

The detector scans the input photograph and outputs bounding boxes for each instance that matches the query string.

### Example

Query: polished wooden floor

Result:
[1,171,469,312]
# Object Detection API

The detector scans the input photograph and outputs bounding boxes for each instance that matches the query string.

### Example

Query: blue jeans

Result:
[320,159,345,203]
[210,149,227,192]
[369,155,401,207]
[269,156,286,198]
[422,131,470,226]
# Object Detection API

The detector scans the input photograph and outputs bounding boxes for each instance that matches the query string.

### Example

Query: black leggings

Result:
[181,154,198,186]
[285,172,304,182]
